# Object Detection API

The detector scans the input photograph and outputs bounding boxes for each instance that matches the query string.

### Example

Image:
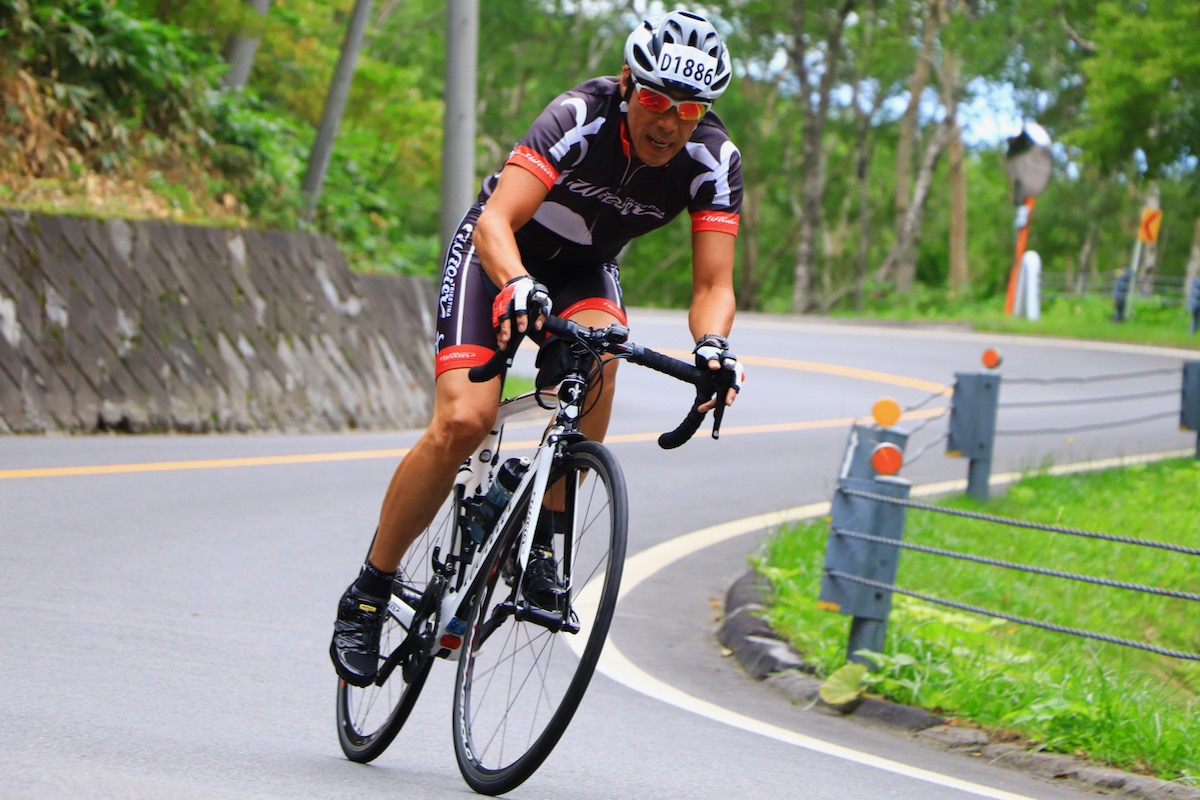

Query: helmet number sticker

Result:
[657,43,718,86]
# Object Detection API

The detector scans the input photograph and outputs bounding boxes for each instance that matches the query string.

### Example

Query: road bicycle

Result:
[335,313,732,795]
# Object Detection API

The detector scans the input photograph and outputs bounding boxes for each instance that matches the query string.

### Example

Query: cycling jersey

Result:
[436,75,743,376]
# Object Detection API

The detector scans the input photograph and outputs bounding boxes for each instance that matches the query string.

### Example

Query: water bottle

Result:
[466,457,528,543]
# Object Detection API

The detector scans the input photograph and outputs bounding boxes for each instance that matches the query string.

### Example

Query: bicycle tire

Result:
[452,440,628,795]
[336,489,460,762]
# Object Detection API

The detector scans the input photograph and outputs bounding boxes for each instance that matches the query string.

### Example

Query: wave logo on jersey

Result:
[440,223,475,319]
[565,179,666,219]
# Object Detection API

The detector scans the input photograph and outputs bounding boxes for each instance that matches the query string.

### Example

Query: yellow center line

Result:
[0,358,949,480]
[742,355,949,393]
[658,348,950,394]
[0,449,414,480]
[0,409,948,481]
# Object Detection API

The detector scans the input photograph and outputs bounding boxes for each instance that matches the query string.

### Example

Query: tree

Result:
[891,0,939,294]
[786,0,858,313]
[222,0,271,90]
[1067,1,1200,296]
[300,0,374,222]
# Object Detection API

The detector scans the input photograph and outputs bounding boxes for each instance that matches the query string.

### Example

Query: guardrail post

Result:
[1113,267,1133,322]
[1182,361,1200,459]
[819,475,911,667]
[840,422,909,480]
[946,371,1001,501]
[1188,276,1200,335]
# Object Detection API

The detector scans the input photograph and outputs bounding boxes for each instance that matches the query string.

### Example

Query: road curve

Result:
[0,309,1193,800]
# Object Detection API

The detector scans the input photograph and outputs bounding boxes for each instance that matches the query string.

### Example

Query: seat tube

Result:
[459,427,503,497]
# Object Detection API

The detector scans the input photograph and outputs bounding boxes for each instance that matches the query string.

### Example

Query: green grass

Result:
[835,293,1200,351]
[758,458,1200,783]
[501,374,537,400]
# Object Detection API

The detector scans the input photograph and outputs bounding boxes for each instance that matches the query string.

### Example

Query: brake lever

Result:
[710,397,725,440]
[709,365,736,440]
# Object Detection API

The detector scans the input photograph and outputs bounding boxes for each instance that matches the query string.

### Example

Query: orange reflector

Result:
[871,442,904,476]
[872,398,902,428]
[982,347,1003,369]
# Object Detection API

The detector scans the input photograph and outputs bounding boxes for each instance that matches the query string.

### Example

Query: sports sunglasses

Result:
[631,79,711,122]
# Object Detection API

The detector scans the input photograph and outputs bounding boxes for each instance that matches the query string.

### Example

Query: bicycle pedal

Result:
[514,600,572,632]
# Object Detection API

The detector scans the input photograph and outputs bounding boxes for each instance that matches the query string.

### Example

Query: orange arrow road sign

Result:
[1139,208,1163,243]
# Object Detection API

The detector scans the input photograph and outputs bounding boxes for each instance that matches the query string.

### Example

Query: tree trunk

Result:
[876,120,953,283]
[738,182,764,310]
[301,0,374,222]
[947,120,968,295]
[852,84,882,312]
[1076,222,1099,294]
[788,0,857,314]
[222,0,271,90]
[372,0,403,28]
[1186,216,1200,286]
[893,0,939,294]
[943,38,967,297]
[1136,182,1161,297]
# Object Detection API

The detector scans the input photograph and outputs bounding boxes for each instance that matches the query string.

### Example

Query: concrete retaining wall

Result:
[0,210,437,434]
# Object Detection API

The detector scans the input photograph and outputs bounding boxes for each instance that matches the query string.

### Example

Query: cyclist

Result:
[332,9,746,687]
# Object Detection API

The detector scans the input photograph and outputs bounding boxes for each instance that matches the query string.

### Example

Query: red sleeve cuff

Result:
[691,210,740,236]
[505,145,559,190]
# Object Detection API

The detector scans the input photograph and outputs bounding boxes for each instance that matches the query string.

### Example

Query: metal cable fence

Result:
[999,366,1184,436]
[822,475,1200,663]
[943,361,1199,500]
[1040,272,1190,306]
[825,570,1200,661]
[819,356,1200,665]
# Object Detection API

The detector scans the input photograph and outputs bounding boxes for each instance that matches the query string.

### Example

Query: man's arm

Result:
[474,164,552,348]
[689,229,739,410]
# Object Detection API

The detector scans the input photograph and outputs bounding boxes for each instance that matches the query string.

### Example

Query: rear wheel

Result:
[452,441,628,795]
[336,488,461,762]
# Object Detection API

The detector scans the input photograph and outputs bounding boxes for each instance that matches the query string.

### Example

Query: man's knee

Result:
[428,375,499,452]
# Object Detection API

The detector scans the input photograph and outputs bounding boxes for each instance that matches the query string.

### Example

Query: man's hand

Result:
[492,275,551,349]
[693,334,745,412]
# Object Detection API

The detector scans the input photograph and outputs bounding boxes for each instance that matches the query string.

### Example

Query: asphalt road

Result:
[1,310,1194,800]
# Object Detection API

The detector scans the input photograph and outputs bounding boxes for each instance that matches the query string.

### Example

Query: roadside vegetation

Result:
[3,1,1199,313]
[840,293,1200,351]
[758,458,1200,783]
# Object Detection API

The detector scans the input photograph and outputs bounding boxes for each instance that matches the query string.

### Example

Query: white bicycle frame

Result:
[387,388,572,663]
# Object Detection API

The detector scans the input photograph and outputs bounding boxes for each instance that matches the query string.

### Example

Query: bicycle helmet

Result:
[624,10,732,102]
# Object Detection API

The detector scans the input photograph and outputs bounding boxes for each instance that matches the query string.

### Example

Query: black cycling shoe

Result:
[330,584,387,687]
[522,547,566,612]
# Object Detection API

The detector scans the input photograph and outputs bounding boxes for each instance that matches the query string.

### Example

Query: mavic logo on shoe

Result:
[359,603,377,613]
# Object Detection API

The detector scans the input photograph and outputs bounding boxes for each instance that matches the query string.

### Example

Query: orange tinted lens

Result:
[677,102,707,121]
[636,87,672,113]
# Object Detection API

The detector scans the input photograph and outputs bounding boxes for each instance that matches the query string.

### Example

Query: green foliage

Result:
[759,459,1200,780]
[1,0,223,173]
[1068,1,1200,177]
[205,88,307,224]
[819,661,867,707]
[3,0,1198,308]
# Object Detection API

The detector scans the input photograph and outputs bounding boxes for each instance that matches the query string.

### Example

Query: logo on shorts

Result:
[440,223,475,319]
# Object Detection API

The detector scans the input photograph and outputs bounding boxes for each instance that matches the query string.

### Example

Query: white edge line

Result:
[584,448,1193,800]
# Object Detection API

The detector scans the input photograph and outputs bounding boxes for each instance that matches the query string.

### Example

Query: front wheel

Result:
[452,441,628,795]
